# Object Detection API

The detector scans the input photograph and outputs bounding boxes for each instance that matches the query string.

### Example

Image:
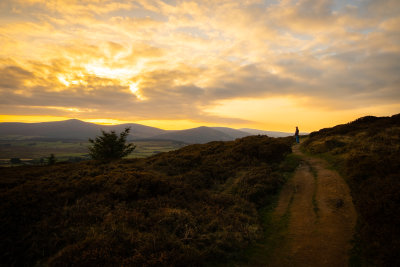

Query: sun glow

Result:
[0,115,72,123]
[84,58,145,80]
[57,73,87,88]
[135,119,208,130]
[81,60,146,100]
[85,64,135,79]
[129,82,139,94]
[58,75,70,87]
[204,97,358,132]
[129,80,146,100]
[84,118,134,125]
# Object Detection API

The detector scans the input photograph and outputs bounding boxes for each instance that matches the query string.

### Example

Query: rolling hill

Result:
[211,127,252,139]
[148,126,247,144]
[0,119,166,140]
[0,119,293,144]
[301,113,400,266]
[240,128,296,137]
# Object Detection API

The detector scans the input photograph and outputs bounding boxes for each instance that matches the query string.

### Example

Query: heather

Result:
[0,135,295,266]
[302,114,400,266]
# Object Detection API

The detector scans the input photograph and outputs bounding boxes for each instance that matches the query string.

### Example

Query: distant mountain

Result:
[109,123,166,139]
[148,126,237,144]
[239,128,294,137]
[0,119,296,143]
[211,127,251,139]
[0,119,166,140]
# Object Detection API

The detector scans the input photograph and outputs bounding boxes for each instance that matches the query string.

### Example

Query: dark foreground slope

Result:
[0,136,295,266]
[302,114,400,266]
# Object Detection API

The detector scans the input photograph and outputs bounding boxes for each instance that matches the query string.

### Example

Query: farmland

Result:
[0,139,186,165]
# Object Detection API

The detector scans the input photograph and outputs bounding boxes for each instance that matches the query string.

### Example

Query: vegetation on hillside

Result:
[0,140,185,166]
[0,135,296,266]
[88,128,136,161]
[302,114,400,266]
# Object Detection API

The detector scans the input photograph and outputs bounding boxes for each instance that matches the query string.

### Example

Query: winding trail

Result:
[267,144,357,267]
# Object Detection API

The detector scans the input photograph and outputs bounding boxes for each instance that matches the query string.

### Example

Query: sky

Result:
[0,0,399,132]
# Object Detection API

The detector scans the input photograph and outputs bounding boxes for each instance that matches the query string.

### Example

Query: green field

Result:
[0,139,186,165]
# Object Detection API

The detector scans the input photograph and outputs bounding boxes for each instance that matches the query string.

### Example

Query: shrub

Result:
[47,154,56,165]
[88,128,135,161]
[10,158,21,164]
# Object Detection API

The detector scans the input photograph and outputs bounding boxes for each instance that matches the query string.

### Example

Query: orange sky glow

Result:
[1,0,399,132]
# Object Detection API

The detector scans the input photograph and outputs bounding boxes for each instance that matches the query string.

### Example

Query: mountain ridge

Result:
[240,128,297,137]
[0,119,293,143]
[149,126,236,144]
[0,119,167,140]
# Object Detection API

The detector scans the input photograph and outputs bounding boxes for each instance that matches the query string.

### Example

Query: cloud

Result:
[0,64,34,90]
[0,0,399,130]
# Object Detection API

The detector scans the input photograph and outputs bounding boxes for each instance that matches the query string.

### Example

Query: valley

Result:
[1,114,399,266]
[0,139,185,166]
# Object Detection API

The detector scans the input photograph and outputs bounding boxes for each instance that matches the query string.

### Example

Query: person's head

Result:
[296,126,298,129]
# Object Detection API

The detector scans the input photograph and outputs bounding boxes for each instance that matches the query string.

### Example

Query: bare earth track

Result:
[267,144,357,267]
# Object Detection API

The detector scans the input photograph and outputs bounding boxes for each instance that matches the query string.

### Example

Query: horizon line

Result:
[0,117,301,133]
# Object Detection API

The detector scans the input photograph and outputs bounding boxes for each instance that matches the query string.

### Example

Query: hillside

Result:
[148,126,243,144]
[0,120,295,163]
[240,128,294,138]
[0,135,297,266]
[211,127,252,139]
[301,113,400,266]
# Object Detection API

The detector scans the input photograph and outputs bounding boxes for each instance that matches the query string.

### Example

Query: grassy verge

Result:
[237,195,291,266]
[221,153,301,266]
[300,145,341,170]
[307,163,319,218]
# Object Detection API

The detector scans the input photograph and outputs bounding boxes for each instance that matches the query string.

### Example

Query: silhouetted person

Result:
[295,126,299,143]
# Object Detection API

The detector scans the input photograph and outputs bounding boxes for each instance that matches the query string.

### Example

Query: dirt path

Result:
[267,144,357,267]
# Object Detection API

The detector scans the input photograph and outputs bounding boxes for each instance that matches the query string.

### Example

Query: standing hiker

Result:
[295,126,299,143]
